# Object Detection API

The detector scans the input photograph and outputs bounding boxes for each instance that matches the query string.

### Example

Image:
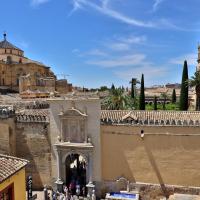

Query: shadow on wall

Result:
[16,123,51,190]
[143,135,169,198]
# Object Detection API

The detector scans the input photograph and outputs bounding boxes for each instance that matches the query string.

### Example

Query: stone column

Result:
[86,152,95,197]
[55,149,63,192]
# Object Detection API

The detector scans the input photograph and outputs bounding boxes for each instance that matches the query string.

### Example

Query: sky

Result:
[0,0,200,88]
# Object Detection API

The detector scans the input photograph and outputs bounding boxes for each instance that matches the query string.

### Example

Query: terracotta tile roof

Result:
[0,154,28,183]
[101,110,200,126]
[16,109,49,123]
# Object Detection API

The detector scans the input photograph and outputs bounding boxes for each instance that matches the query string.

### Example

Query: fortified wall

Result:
[1,100,200,194]
[101,110,200,191]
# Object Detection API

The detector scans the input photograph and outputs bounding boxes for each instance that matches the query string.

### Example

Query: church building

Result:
[0,33,72,95]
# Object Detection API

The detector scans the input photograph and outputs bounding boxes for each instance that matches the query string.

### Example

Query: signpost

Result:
[27,175,33,200]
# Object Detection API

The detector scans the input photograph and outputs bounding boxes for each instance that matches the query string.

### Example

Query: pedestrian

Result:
[59,193,65,200]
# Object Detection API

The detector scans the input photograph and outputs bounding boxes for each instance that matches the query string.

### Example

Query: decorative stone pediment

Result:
[59,107,88,143]
[59,107,87,118]
[122,111,138,121]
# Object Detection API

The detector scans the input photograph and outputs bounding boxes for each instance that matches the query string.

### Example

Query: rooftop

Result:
[0,154,28,183]
[0,33,23,51]
[101,110,200,126]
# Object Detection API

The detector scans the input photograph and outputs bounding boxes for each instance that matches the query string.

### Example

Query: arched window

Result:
[6,56,12,64]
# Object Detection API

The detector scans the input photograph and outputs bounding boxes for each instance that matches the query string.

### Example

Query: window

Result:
[0,183,14,200]
[7,56,12,64]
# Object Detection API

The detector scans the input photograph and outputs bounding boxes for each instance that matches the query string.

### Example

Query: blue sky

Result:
[0,0,200,88]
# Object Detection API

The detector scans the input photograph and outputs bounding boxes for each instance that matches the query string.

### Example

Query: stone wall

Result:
[0,118,16,155]
[101,125,200,187]
[16,122,51,189]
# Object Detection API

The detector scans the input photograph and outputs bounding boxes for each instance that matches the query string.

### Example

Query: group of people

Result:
[46,184,86,200]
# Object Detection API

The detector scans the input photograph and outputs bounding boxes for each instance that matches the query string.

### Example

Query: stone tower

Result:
[197,45,200,71]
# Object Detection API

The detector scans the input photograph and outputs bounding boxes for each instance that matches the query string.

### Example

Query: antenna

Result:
[56,74,70,79]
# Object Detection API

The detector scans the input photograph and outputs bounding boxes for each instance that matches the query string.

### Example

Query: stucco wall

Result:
[0,168,26,200]
[101,125,200,187]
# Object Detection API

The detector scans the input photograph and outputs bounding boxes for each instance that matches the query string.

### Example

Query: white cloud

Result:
[70,0,157,28]
[84,49,108,56]
[169,53,197,66]
[72,49,80,54]
[31,0,50,6]
[119,35,147,45]
[105,35,147,51]
[68,0,83,16]
[115,65,169,86]
[108,43,130,51]
[152,0,165,12]
[86,53,147,68]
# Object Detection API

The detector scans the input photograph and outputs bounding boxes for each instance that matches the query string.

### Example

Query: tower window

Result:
[6,56,12,64]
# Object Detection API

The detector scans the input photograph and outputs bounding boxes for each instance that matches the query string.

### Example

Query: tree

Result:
[161,92,168,110]
[130,78,139,99]
[179,60,189,110]
[171,88,176,103]
[111,84,115,91]
[188,71,200,110]
[99,86,108,91]
[153,96,157,110]
[101,87,134,110]
[139,74,145,110]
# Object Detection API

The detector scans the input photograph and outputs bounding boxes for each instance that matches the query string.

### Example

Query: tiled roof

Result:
[16,109,49,123]
[101,110,200,126]
[0,154,28,183]
[0,39,23,51]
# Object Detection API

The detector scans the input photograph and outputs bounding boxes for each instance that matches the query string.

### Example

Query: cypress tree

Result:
[139,74,145,110]
[111,83,115,91]
[131,78,135,98]
[171,88,176,103]
[179,60,189,110]
[153,96,157,110]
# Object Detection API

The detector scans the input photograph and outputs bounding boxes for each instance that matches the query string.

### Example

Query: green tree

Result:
[161,92,168,110]
[111,84,115,91]
[101,88,134,110]
[130,78,138,99]
[153,96,157,110]
[171,88,176,103]
[139,74,145,110]
[188,71,200,110]
[179,60,189,110]
[99,86,108,91]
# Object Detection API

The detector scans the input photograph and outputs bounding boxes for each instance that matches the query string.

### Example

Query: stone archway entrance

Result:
[65,153,87,195]
[54,142,94,193]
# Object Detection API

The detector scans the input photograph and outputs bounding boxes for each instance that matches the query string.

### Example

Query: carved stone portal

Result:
[59,107,88,143]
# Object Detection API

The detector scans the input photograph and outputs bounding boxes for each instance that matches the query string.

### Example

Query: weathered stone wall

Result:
[101,125,200,187]
[0,118,16,155]
[16,122,51,189]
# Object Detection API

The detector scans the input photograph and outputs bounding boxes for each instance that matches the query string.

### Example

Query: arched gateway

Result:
[54,107,95,193]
